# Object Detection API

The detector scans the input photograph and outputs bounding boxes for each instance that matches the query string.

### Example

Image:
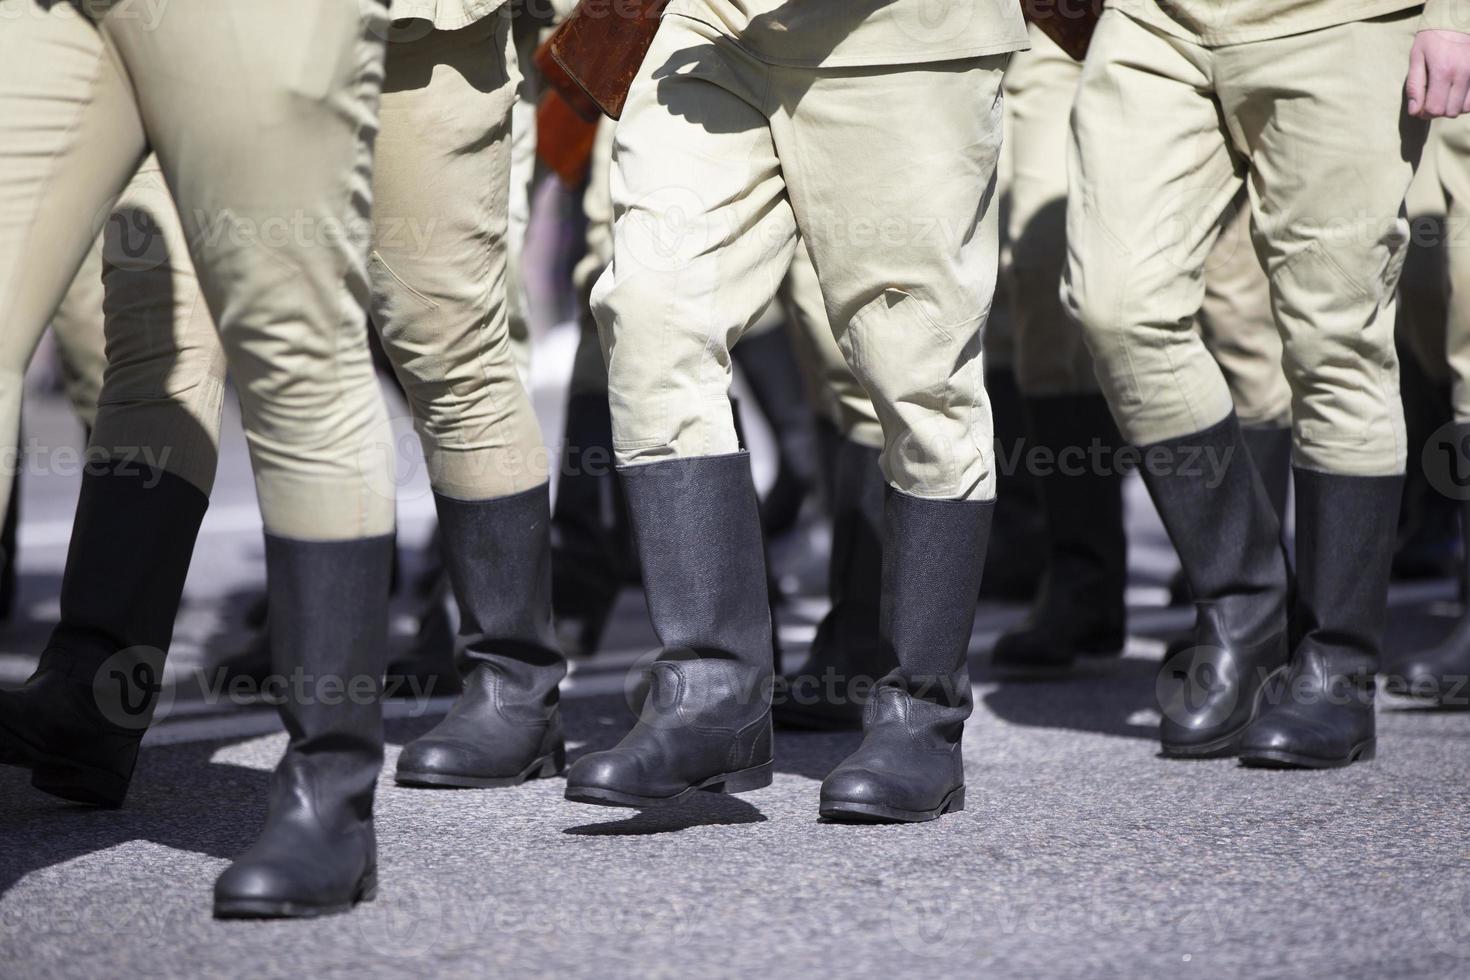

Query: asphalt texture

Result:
[3,323,1469,980]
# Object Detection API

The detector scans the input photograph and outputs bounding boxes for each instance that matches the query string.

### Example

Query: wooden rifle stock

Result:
[534,0,671,122]
[1021,0,1104,61]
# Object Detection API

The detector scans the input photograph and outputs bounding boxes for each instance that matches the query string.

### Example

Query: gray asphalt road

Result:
[2,338,1469,980]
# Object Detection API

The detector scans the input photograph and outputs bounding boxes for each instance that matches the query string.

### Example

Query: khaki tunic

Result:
[1112,0,1455,45]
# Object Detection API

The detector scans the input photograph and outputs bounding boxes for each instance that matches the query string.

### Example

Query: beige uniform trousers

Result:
[1435,116,1470,421]
[1007,25,1287,427]
[0,0,394,541]
[21,17,545,514]
[594,15,1009,501]
[1063,9,1422,475]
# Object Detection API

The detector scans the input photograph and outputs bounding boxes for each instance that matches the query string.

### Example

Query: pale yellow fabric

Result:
[0,0,395,540]
[1064,8,1423,475]
[1436,115,1470,419]
[371,17,548,501]
[92,161,227,499]
[778,240,884,449]
[49,244,108,431]
[390,0,510,30]
[1109,0,1438,45]
[666,0,1028,66]
[594,15,1007,499]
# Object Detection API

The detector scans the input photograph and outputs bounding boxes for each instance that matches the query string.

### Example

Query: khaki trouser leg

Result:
[110,0,395,539]
[1218,14,1420,475]
[1063,11,1244,446]
[593,23,801,467]
[91,160,226,498]
[1006,28,1093,396]
[1437,116,1470,421]
[371,19,545,502]
[772,57,1007,501]
[50,243,107,431]
[0,1,149,519]
[1197,201,1289,428]
[778,240,883,450]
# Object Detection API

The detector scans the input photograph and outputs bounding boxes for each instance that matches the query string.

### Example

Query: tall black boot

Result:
[773,436,887,730]
[395,484,567,787]
[1239,469,1400,768]
[731,326,819,537]
[0,461,206,806]
[564,452,774,807]
[820,490,991,823]
[552,392,635,658]
[979,367,1046,600]
[1144,414,1292,758]
[0,465,19,621]
[1169,422,1292,605]
[213,532,393,919]
[993,394,1126,676]
[1386,490,1470,706]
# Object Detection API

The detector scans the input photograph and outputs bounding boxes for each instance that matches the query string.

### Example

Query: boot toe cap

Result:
[565,751,642,793]
[819,766,893,807]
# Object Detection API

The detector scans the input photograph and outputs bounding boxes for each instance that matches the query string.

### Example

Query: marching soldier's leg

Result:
[99,0,398,917]
[564,19,791,808]
[0,2,164,799]
[1392,116,1470,705]
[765,56,1008,824]
[993,29,1128,678]
[357,18,567,791]
[1217,14,1424,768]
[0,160,225,809]
[1197,200,1293,520]
[552,116,634,658]
[50,240,108,433]
[773,240,889,731]
[1064,9,1291,760]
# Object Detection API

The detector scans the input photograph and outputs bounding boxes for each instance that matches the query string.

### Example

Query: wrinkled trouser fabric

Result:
[594,15,1007,500]
[1064,9,1421,475]
[1007,25,1286,427]
[0,0,394,540]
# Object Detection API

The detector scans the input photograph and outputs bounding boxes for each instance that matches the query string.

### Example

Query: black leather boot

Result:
[0,465,19,622]
[552,392,635,658]
[993,394,1126,677]
[1386,492,1470,707]
[0,461,206,806]
[1144,415,1292,758]
[214,532,393,918]
[1169,422,1292,606]
[773,437,886,730]
[396,484,567,787]
[731,326,819,537]
[1239,469,1400,768]
[820,490,992,823]
[564,452,774,807]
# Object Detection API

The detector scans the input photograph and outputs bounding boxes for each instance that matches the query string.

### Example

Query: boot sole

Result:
[214,870,378,920]
[564,761,773,808]
[395,752,564,789]
[1238,739,1376,770]
[0,713,131,808]
[820,786,965,825]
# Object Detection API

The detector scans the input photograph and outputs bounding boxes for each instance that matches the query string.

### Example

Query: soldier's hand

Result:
[1407,29,1470,119]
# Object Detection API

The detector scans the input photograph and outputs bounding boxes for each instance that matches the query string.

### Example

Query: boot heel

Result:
[702,761,773,796]
[355,869,379,905]
[941,786,965,815]
[1351,739,1376,763]
[32,763,130,808]
[533,747,566,780]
